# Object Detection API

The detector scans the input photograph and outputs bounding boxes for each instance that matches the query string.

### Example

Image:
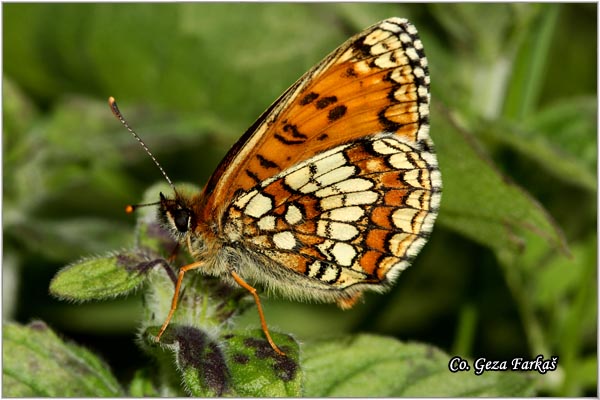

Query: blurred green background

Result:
[3,3,596,396]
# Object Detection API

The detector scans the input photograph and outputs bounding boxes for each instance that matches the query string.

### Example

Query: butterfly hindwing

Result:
[224,133,441,298]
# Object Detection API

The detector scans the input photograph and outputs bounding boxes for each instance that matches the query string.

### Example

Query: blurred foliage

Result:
[3,3,596,396]
[3,321,123,397]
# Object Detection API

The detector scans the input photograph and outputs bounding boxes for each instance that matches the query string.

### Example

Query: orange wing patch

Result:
[202,18,430,218]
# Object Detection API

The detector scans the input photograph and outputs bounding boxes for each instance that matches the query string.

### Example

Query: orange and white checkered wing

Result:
[150,17,441,354]
[202,18,440,305]
[224,133,440,303]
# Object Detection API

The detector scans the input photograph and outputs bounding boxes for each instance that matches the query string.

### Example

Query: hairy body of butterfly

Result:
[156,17,441,355]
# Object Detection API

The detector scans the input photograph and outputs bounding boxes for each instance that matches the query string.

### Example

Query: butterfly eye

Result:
[173,209,190,232]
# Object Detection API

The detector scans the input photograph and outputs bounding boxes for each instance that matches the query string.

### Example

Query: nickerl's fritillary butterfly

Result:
[110,17,441,355]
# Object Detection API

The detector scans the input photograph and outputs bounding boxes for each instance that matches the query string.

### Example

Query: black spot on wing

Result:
[246,169,261,184]
[351,37,372,59]
[328,105,347,121]
[256,154,280,169]
[300,92,319,105]
[274,133,305,145]
[316,96,337,110]
[283,123,308,139]
[378,108,402,132]
[344,67,358,77]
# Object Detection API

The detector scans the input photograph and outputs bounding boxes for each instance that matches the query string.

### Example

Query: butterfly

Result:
[110,17,441,356]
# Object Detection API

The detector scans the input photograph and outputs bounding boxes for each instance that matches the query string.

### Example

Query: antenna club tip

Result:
[125,204,135,214]
[108,96,121,118]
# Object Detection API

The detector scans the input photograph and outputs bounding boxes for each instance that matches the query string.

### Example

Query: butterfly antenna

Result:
[124,201,161,214]
[108,96,176,192]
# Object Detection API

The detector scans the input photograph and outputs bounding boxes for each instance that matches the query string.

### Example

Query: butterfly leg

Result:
[155,260,205,342]
[230,271,285,356]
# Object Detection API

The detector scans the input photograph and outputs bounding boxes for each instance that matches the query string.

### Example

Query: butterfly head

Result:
[158,191,197,242]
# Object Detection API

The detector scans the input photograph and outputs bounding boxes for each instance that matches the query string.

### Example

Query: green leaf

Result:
[128,369,160,397]
[503,5,560,120]
[432,104,568,259]
[303,334,535,396]
[4,3,339,123]
[141,325,301,397]
[3,321,123,397]
[430,3,526,62]
[481,97,597,191]
[3,77,39,150]
[49,252,149,301]
[7,218,132,263]
[222,330,301,396]
[532,235,596,309]
[525,96,597,162]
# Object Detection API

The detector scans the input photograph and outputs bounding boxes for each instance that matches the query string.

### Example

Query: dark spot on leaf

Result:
[316,96,337,109]
[28,320,48,331]
[175,326,208,369]
[328,105,347,121]
[203,343,229,395]
[243,337,297,381]
[299,91,319,105]
[233,354,250,365]
[274,354,298,382]
[243,337,275,359]
[222,333,235,340]
[174,326,229,396]
[116,253,140,270]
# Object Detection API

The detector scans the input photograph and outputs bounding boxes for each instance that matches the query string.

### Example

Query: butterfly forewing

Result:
[202,18,431,220]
